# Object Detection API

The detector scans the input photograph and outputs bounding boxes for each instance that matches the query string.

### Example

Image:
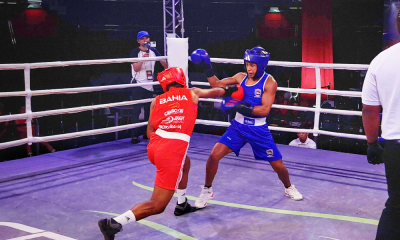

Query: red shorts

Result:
[147,132,189,190]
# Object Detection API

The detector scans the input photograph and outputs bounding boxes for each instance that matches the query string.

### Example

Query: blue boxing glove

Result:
[221,97,254,116]
[367,142,384,165]
[190,49,215,78]
[232,102,254,116]
[221,97,241,115]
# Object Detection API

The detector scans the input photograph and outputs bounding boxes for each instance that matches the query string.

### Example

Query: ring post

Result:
[24,65,34,146]
[313,67,321,137]
[166,37,189,86]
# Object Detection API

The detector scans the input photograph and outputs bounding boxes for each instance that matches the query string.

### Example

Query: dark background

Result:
[0,0,395,159]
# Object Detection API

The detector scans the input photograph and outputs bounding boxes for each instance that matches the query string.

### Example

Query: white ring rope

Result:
[0,98,153,123]
[193,82,362,97]
[191,57,366,141]
[198,99,361,116]
[189,57,369,70]
[0,56,167,70]
[0,55,368,150]
[0,82,159,98]
[195,119,366,140]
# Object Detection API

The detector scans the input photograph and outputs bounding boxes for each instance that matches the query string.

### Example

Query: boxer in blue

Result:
[191,47,303,209]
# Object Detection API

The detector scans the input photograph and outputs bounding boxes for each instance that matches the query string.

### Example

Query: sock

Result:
[176,189,187,204]
[285,185,292,188]
[113,210,136,226]
[204,185,212,188]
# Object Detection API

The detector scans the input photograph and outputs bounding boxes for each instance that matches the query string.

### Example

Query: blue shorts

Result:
[218,120,282,161]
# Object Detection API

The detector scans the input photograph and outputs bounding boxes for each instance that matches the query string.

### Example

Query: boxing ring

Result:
[0,38,386,240]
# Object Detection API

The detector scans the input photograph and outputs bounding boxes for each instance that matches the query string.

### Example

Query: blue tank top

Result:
[239,72,269,118]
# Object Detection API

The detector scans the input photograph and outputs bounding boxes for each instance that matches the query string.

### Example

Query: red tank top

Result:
[151,88,198,136]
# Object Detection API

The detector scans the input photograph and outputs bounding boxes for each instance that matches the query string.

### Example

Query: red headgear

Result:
[157,67,187,92]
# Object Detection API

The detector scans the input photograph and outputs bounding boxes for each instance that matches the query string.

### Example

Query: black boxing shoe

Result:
[174,198,197,216]
[98,218,122,240]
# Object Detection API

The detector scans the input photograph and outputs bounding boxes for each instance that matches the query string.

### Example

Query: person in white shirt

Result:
[129,31,168,144]
[362,42,400,240]
[289,132,316,149]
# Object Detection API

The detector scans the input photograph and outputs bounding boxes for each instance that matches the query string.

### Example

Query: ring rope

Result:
[191,57,369,70]
[0,82,158,98]
[198,99,361,116]
[0,56,368,150]
[192,81,362,97]
[0,98,153,123]
[0,122,148,150]
[0,56,167,70]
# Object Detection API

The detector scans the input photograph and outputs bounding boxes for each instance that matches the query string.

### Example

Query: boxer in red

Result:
[98,67,241,240]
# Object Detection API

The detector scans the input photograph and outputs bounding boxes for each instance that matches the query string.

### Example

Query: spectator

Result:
[267,93,284,126]
[0,103,12,161]
[129,30,168,144]
[0,103,9,142]
[289,132,317,149]
[15,106,55,157]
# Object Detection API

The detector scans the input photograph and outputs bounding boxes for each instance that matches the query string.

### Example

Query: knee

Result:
[207,152,221,165]
[152,202,167,215]
[146,200,167,215]
[271,161,287,173]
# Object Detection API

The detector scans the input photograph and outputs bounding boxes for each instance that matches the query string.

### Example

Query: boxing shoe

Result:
[195,186,214,208]
[284,184,303,201]
[174,198,197,216]
[98,218,122,240]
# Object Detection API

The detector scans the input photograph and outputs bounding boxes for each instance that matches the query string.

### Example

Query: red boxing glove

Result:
[222,85,244,100]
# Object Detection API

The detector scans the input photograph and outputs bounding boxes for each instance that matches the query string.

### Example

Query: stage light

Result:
[269,7,280,13]
[27,0,42,9]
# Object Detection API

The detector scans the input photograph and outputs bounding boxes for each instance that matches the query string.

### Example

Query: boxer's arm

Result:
[191,87,225,104]
[252,75,277,116]
[207,73,244,88]
[146,99,156,137]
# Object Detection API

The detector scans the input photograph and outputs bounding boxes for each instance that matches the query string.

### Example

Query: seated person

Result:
[0,103,10,143]
[275,99,291,127]
[0,103,12,161]
[289,132,316,149]
[267,93,284,126]
[15,106,55,157]
[286,101,315,129]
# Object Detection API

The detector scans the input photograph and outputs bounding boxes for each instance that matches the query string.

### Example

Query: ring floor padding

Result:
[0,132,385,240]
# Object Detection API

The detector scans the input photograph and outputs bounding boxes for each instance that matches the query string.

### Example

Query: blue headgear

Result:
[243,46,270,79]
[137,31,150,40]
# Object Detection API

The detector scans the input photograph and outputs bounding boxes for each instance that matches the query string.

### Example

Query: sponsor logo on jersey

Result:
[160,95,188,104]
[161,116,185,124]
[254,89,262,98]
[266,149,274,157]
[161,116,174,124]
[164,108,184,116]
[159,124,182,130]
[168,102,181,109]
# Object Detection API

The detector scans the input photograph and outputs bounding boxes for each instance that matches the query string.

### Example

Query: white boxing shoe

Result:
[285,184,303,201]
[195,186,214,208]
